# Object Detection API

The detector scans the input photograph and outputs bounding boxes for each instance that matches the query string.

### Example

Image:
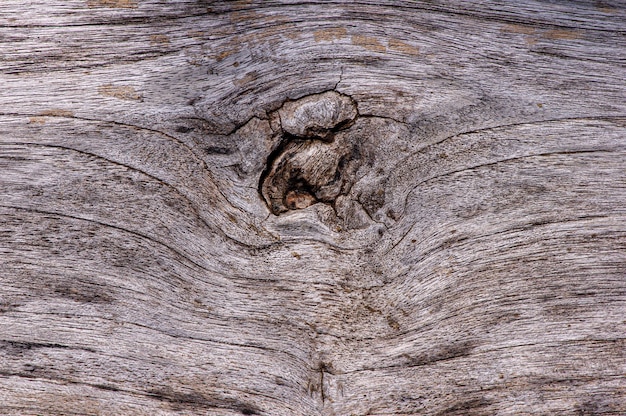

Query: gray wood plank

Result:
[1,1,624,415]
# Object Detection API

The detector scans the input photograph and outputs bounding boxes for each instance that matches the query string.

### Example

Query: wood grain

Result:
[1,1,625,415]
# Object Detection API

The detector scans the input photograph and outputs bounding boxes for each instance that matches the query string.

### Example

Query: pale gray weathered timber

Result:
[0,1,625,415]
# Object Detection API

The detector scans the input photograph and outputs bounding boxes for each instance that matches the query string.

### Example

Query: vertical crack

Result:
[319,364,326,404]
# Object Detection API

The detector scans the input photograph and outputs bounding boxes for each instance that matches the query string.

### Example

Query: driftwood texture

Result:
[1,1,625,415]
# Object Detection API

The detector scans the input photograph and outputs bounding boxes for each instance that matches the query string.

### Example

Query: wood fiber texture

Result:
[0,1,625,415]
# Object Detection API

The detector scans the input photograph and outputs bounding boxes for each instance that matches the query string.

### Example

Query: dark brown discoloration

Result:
[175,125,193,133]
[436,398,493,416]
[205,146,234,155]
[402,341,477,367]
[0,340,96,355]
[147,388,261,415]
[93,384,121,392]
[53,282,114,304]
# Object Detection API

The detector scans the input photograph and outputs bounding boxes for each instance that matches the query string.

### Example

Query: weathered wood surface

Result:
[1,1,625,415]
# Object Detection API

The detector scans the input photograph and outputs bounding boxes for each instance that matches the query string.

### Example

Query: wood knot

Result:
[260,91,360,215]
